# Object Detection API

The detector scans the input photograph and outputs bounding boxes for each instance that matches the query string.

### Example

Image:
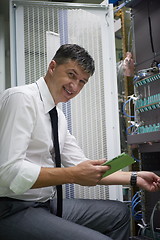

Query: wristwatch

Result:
[130,172,137,186]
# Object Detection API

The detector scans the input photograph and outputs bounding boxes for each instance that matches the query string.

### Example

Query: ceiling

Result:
[0,0,107,21]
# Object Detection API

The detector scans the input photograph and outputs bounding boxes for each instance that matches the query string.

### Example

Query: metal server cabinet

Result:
[126,0,160,234]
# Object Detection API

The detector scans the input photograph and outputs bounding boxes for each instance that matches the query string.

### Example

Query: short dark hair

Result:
[53,44,95,76]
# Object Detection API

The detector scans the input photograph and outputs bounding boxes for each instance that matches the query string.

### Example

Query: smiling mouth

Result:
[63,87,72,95]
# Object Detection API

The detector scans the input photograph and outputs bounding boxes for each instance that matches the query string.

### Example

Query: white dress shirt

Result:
[0,77,87,202]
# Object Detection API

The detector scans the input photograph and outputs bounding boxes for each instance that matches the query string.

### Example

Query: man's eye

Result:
[68,72,74,78]
[80,80,86,85]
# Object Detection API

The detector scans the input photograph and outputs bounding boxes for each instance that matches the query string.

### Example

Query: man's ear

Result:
[49,60,57,73]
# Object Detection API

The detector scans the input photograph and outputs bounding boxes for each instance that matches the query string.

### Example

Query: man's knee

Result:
[114,201,130,222]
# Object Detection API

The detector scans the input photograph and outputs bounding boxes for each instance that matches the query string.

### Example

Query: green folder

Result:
[102,153,135,178]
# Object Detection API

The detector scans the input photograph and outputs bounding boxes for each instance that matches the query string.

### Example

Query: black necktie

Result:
[49,107,63,217]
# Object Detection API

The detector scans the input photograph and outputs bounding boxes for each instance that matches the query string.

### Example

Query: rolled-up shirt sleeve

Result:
[0,160,41,195]
[0,89,41,195]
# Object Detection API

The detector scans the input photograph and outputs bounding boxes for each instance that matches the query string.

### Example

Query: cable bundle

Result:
[131,190,142,222]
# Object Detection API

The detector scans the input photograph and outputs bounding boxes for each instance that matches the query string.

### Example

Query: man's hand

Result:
[69,159,110,186]
[137,171,160,192]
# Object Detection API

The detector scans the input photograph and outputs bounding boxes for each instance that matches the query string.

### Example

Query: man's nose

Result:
[70,80,79,92]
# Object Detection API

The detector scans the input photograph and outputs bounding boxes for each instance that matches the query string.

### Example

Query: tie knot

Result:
[49,106,56,112]
[49,106,57,118]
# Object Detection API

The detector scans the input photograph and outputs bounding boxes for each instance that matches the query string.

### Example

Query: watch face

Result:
[130,172,137,186]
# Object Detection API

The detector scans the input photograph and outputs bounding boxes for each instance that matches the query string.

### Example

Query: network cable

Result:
[126,124,136,135]
[122,98,135,118]
[131,154,141,163]
[131,191,142,222]
[122,95,138,118]
[126,120,141,135]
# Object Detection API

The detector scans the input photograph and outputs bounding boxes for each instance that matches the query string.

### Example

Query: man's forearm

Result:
[31,167,75,189]
[31,159,110,189]
[98,171,132,185]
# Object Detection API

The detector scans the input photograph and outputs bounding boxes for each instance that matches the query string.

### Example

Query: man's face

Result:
[49,60,90,104]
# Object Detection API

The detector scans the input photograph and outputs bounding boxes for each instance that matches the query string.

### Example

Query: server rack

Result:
[126,0,160,238]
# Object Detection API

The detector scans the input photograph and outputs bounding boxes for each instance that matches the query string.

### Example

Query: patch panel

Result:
[135,93,160,113]
[134,73,160,87]
[127,67,160,145]
[137,123,160,134]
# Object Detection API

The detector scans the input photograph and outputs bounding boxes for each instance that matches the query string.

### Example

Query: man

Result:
[0,44,160,240]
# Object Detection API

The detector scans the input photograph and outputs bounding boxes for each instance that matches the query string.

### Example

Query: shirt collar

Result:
[36,77,56,114]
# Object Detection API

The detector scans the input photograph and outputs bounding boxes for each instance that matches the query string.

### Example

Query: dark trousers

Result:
[0,198,130,240]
